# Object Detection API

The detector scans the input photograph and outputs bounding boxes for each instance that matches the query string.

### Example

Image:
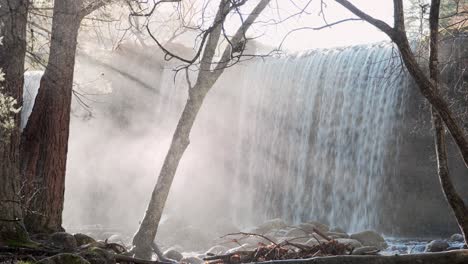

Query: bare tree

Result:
[0,0,30,244]
[334,0,468,246]
[20,0,113,234]
[131,0,272,259]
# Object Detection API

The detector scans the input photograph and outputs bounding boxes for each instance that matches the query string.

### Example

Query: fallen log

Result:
[248,250,468,264]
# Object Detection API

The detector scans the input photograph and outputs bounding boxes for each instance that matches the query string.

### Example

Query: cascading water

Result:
[231,42,408,232]
[22,41,410,235]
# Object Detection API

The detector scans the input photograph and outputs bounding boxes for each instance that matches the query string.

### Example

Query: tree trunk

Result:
[20,0,82,234]
[252,250,468,264]
[132,86,206,260]
[429,0,468,246]
[0,0,30,245]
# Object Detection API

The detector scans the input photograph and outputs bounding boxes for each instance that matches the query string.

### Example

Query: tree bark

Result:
[20,0,83,234]
[251,250,468,264]
[0,0,30,245]
[429,0,468,246]
[132,0,271,259]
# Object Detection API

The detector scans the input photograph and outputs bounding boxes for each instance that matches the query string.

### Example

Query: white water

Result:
[229,43,408,231]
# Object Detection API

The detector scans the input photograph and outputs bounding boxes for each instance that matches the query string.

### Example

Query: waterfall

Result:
[22,71,43,130]
[231,42,408,232]
[22,41,410,234]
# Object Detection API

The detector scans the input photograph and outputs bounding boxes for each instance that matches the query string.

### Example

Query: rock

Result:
[226,244,250,254]
[326,232,349,239]
[79,247,114,264]
[106,234,123,244]
[37,253,90,264]
[305,221,329,233]
[449,233,464,242]
[425,240,449,252]
[285,228,307,237]
[335,238,363,249]
[352,246,379,255]
[51,232,78,250]
[350,230,387,250]
[253,219,287,234]
[330,227,347,234]
[163,249,184,261]
[206,245,229,255]
[305,238,327,246]
[74,233,96,246]
[181,256,204,264]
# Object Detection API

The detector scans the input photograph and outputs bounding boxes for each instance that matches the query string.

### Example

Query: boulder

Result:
[106,234,123,244]
[425,240,449,252]
[305,221,329,233]
[305,238,327,246]
[285,228,307,238]
[350,230,387,250]
[206,245,229,255]
[79,247,114,264]
[297,222,329,234]
[449,233,464,243]
[330,227,347,234]
[181,256,204,264]
[335,238,362,249]
[37,253,90,264]
[163,249,184,261]
[226,244,250,254]
[50,232,78,250]
[326,232,349,239]
[352,246,379,255]
[253,219,287,234]
[74,233,96,246]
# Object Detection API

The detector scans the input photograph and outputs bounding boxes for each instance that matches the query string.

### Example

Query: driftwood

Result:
[248,250,468,264]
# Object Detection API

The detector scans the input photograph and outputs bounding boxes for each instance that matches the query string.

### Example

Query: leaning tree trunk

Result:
[132,86,207,259]
[20,0,82,234]
[429,0,468,246]
[132,0,271,259]
[0,0,30,244]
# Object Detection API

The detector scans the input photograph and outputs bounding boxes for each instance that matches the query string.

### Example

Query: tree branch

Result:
[335,0,395,37]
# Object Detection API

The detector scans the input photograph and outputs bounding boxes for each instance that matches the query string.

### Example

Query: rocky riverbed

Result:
[63,218,466,263]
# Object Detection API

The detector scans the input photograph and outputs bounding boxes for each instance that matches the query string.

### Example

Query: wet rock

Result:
[305,238,327,246]
[163,249,184,261]
[352,246,379,255]
[253,219,287,234]
[335,238,362,249]
[51,232,78,250]
[181,256,204,264]
[330,227,346,234]
[425,240,449,252]
[106,234,123,244]
[79,247,114,264]
[350,230,387,250]
[305,221,329,233]
[285,228,307,237]
[206,245,229,255]
[74,233,96,246]
[449,233,464,243]
[326,232,349,239]
[226,244,250,254]
[37,253,90,264]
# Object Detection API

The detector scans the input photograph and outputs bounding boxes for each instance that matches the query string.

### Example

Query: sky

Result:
[251,0,397,51]
[156,0,398,52]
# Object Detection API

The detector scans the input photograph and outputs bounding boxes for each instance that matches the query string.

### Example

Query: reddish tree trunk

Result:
[20,0,82,234]
[0,0,29,244]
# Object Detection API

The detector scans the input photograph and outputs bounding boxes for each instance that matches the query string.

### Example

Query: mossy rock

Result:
[36,253,90,264]
[79,247,115,264]
[74,233,96,246]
